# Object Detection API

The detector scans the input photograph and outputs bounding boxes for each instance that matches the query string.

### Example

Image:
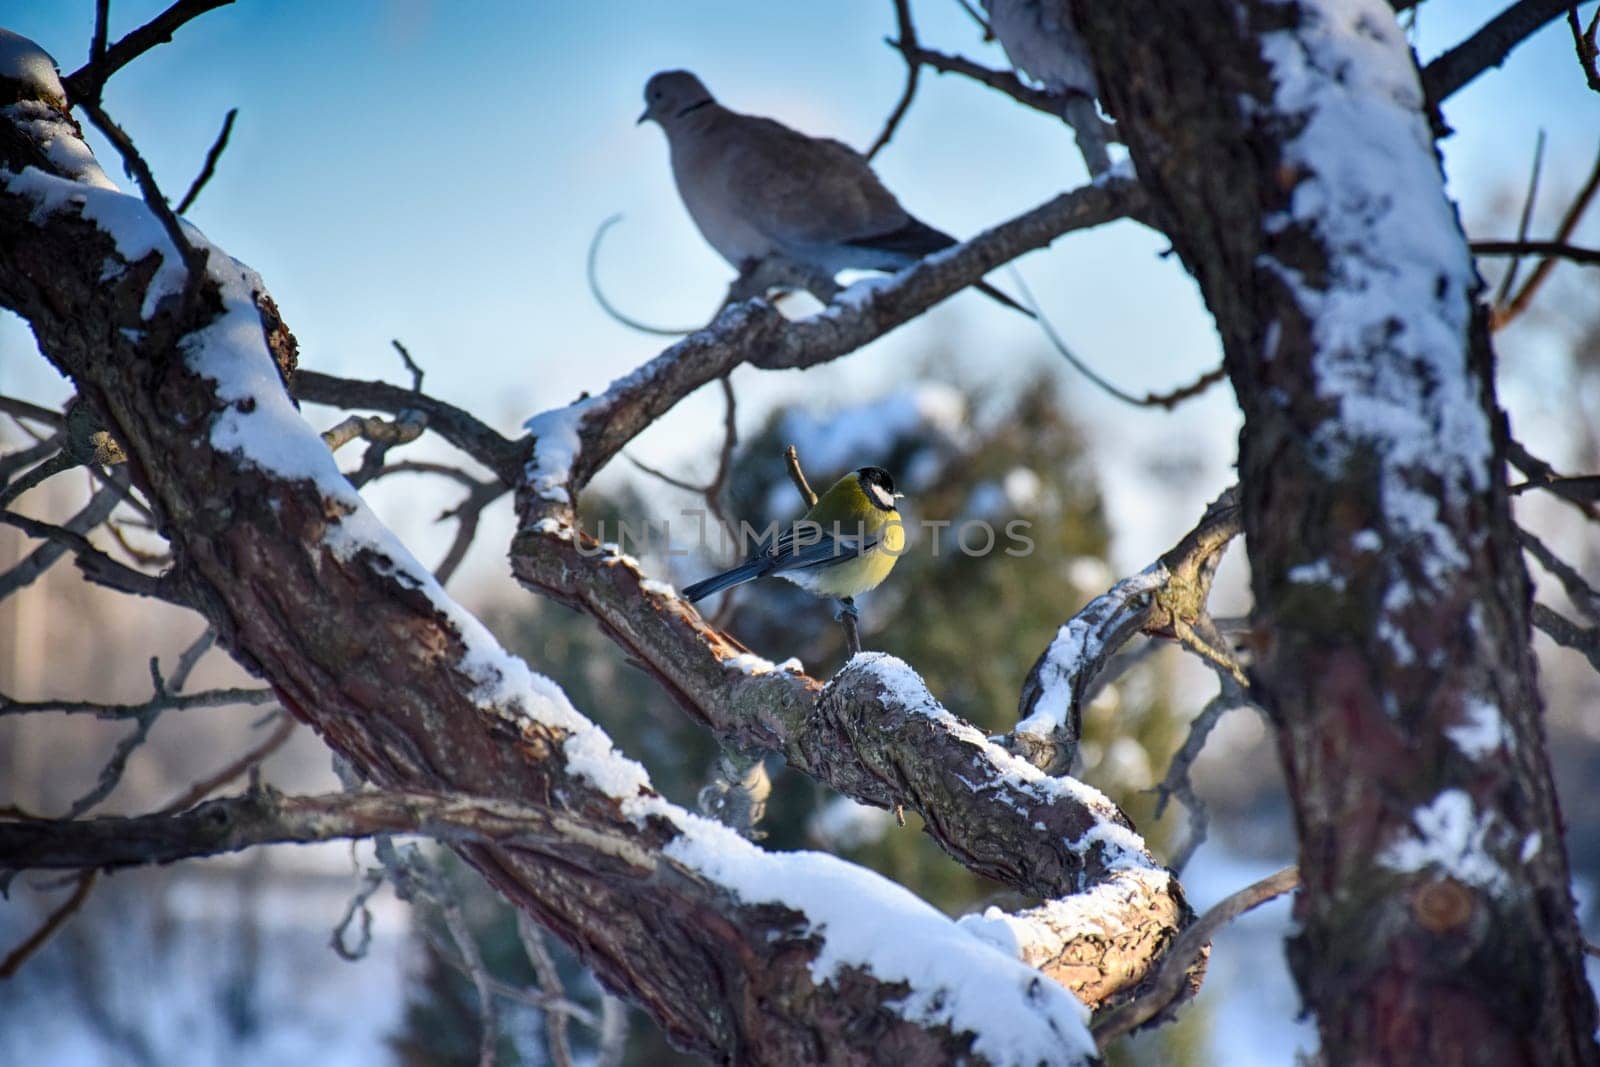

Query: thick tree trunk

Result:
[1072,0,1599,1062]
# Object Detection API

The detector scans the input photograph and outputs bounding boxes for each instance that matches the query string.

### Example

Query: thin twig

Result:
[1493,130,1545,310]
[1507,438,1598,518]
[585,215,699,337]
[784,445,819,508]
[1152,686,1249,873]
[0,396,66,429]
[175,107,237,214]
[90,0,112,69]
[330,866,385,962]
[75,98,208,316]
[517,911,575,1067]
[1495,143,1600,330]
[1422,0,1575,105]
[1091,866,1301,1048]
[1013,271,1227,409]
[1510,474,1600,499]
[392,339,425,392]
[159,713,294,813]
[1474,239,1600,265]
[64,0,235,104]
[1520,528,1600,620]
[0,871,98,979]
[1533,603,1600,672]
[866,0,923,162]
[893,42,1064,116]
[0,482,126,602]
[0,685,274,719]
[950,0,992,38]
[595,994,629,1067]
[1568,4,1600,91]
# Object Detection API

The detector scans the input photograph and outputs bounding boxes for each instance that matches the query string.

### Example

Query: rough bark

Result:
[1071,0,1600,1062]
[0,55,1161,1062]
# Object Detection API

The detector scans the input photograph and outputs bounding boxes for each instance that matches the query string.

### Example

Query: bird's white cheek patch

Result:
[869,483,895,509]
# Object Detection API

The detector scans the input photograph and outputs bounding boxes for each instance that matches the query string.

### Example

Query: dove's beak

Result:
[636,108,650,125]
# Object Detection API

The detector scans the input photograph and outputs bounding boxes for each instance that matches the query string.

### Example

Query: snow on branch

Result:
[518,176,1146,516]
[0,71,1104,1061]
[1014,487,1242,774]
[513,514,1193,1010]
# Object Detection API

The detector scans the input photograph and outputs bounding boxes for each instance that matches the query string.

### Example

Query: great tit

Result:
[682,466,905,612]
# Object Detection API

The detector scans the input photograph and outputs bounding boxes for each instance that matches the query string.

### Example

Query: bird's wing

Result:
[713,113,912,249]
[765,526,881,574]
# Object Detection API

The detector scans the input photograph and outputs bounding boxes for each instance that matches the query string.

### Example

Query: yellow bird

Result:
[681,467,906,616]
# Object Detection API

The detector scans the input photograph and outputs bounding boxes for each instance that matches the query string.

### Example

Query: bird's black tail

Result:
[846,221,1035,318]
[681,559,770,603]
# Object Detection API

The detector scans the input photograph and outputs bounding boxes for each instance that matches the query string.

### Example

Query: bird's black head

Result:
[856,466,900,511]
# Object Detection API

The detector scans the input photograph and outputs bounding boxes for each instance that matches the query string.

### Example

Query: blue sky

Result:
[1,1,1595,574]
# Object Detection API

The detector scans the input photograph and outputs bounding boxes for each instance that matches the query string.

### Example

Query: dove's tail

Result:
[848,221,1035,319]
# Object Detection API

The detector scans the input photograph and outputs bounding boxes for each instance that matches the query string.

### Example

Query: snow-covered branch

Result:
[519,176,1146,515]
[1014,487,1241,774]
[0,39,1113,1060]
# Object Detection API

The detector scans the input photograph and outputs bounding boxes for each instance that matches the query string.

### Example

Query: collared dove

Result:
[982,0,1112,176]
[638,70,1031,316]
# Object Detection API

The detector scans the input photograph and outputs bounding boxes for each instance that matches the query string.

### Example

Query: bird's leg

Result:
[836,596,862,657]
[1060,92,1113,177]
[719,256,840,315]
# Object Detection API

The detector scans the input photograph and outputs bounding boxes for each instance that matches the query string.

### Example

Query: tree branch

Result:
[522,177,1146,512]
[1422,0,1574,106]
[865,0,923,161]
[62,0,236,104]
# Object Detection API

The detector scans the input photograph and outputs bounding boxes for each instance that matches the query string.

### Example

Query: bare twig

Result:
[292,370,523,485]
[0,505,180,606]
[0,871,97,979]
[1533,603,1600,671]
[1568,4,1600,91]
[1510,474,1600,500]
[585,215,699,337]
[0,447,80,510]
[0,685,273,720]
[866,0,923,161]
[321,410,428,455]
[517,911,575,1067]
[1493,130,1546,310]
[160,713,294,813]
[0,396,66,429]
[90,0,112,69]
[1422,0,1574,105]
[1152,684,1250,873]
[376,840,498,1067]
[391,339,425,392]
[63,0,235,104]
[0,482,126,602]
[1520,528,1600,620]
[1091,865,1301,1048]
[434,480,505,586]
[1495,143,1600,330]
[595,994,630,1067]
[1507,438,1598,518]
[950,0,993,37]
[784,445,819,508]
[1013,271,1226,409]
[74,98,208,317]
[893,41,1065,116]
[330,866,385,962]
[1474,239,1600,265]
[0,437,67,491]
[175,107,237,214]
